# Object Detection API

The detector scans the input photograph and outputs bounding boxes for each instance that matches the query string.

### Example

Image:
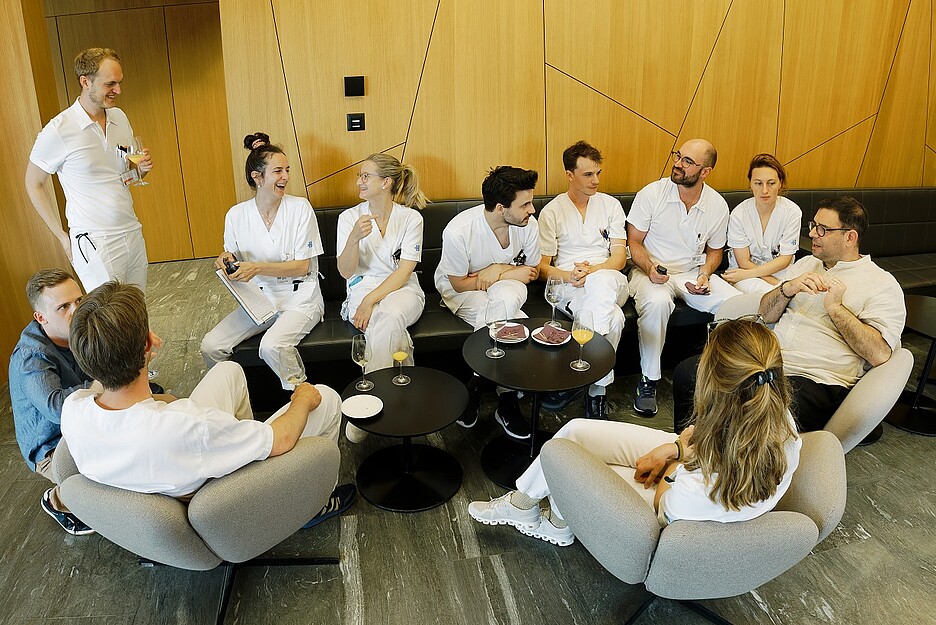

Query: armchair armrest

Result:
[714,292,762,320]
[775,431,846,542]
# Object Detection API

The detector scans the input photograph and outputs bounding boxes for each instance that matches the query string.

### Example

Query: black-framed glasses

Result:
[808,221,851,237]
[706,313,765,337]
[671,151,707,169]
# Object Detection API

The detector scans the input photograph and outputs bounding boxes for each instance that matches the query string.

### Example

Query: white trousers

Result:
[201,306,322,390]
[351,289,425,372]
[732,276,776,294]
[454,279,528,330]
[190,361,341,444]
[71,228,148,294]
[516,419,677,519]
[628,268,741,380]
[555,269,629,388]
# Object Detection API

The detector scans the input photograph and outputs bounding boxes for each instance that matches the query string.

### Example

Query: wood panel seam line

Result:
[401,0,441,162]
[925,0,932,186]
[305,143,405,187]
[776,0,785,153]
[927,144,936,154]
[542,0,547,191]
[782,113,877,167]
[44,1,217,19]
[855,0,913,186]
[671,0,733,143]
[544,63,675,137]
[54,17,68,117]
[269,0,307,191]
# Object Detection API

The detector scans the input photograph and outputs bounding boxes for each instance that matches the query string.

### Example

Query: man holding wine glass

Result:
[537,141,628,419]
[26,48,153,294]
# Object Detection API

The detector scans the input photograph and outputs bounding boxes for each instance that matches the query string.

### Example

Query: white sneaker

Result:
[345,422,368,444]
[519,516,574,546]
[468,492,541,530]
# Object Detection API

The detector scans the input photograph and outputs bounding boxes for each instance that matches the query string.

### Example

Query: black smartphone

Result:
[224,259,238,275]
[655,264,668,275]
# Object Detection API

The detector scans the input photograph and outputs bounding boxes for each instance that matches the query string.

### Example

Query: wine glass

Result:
[351,334,373,391]
[390,330,411,386]
[127,137,149,186]
[545,275,564,328]
[570,310,594,371]
[485,298,507,359]
[280,347,307,387]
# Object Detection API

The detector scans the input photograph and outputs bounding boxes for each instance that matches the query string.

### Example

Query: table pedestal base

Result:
[885,391,936,436]
[480,430,553,489]
[356,442,463,512]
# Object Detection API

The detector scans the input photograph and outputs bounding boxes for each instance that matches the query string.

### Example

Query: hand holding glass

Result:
[280,347,307,386]
[545,276,564,328]
[570,310,594,371]
[390,330,411,386]
[485,299,507,359]
[127,137,149,186]
[351,334,373,391]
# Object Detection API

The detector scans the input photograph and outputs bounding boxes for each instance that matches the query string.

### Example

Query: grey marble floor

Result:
[0,258,934,625]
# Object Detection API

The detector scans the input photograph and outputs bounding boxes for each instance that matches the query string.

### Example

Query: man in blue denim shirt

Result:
[10,268,95,535]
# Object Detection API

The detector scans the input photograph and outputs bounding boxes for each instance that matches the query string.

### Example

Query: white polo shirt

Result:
[61,389,274,498]
[626,178,729,274]
[434,205,540,301]
[775,255,906,388]
[337,201,424,277]
[29,99,139,234]
[538,192,627,270]
[728,196,802,270]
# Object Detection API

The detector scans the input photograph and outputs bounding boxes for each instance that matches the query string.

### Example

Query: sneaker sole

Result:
[633,402,658,416]
[456,416,479,429]
[468,509,539,530]
[517,525,574,546]
[494,411,531,440]
[40,497,95,536]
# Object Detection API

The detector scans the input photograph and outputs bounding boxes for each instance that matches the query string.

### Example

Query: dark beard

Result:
[670,166,700,188]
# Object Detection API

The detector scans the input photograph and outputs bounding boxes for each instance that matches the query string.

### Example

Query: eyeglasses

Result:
[356,172,384,182]
[671,151,707,169]
[808,221,851,237]
[706,313,765,337]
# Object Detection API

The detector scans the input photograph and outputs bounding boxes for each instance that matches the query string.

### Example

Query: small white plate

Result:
[342,394,383,419]
[531,326,571,346]
[489,322,529,344]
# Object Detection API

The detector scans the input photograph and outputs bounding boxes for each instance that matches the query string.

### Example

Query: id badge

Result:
[690,254,706,267]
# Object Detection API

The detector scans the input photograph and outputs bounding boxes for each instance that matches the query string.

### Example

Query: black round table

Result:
[885,294,936,436]
[341,367,468,512]
[462,318,616,488]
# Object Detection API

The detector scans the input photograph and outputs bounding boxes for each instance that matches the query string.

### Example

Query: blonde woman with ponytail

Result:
[468,318,801,546]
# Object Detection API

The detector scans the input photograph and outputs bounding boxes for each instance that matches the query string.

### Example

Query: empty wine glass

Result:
[570,310,594,371]
[127,137,149,186]
[545,275,564,328]
[280,347,307,387]
[390,330,411,386]
[351,334,373,391]
[485,298,507,359]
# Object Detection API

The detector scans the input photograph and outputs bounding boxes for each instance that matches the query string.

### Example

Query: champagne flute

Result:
[485,298,507,359]
[390,330,411,386]
[570,310,594,371]
[545,275,564,328]
[127,137,149,186]
[280,347,307,387]
[351,334,373,391]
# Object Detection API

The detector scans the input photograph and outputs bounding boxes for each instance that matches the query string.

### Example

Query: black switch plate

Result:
[344,75,365,97]
[347,113,365,131]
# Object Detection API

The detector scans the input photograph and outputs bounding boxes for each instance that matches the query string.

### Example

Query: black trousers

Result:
[672,354,850,433]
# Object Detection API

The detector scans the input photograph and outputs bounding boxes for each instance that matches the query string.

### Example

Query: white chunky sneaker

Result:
[519,516,574,546]
[468,492,541,530]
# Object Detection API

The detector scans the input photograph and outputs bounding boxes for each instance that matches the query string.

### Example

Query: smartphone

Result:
[655,265,668,276]
[224,259,239,275]
[685,281,710,295]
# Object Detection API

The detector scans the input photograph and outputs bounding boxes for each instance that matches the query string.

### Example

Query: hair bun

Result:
[243,132,271,151]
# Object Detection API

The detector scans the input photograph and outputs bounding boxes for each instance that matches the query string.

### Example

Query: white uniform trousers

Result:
[732,276,776,294]
[556,269,628,388]
[516,419,677,520]
[201,307,322,391]
[453,279,529,330]
[354,289,425,372]
[71,228,148,294]
[629,268,740,380]
[191,361,341,444]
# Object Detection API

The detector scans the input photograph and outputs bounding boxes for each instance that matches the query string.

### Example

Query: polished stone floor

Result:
[0,258,934,625]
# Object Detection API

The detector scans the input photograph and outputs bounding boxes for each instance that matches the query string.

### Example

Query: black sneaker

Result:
[585,394,608,419]
[41,488,94,536]
[457,376,482,428]
[634,376,658,416]
[495,392,531,440]
[303,483,357,529]
[541,387,584,412]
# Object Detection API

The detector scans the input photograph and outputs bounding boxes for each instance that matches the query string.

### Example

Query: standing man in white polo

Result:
[26,47,153,294]
[626,138,739,415]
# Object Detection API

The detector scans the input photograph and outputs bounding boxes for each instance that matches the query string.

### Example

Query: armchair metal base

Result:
[623,593,733,625]
[140,555,340,625]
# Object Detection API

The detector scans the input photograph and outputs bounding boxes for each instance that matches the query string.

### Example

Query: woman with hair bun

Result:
[468,318,801,547]
[200,132,325,389]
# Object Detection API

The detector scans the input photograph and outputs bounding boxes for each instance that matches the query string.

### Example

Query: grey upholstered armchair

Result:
[716,292,913,452]
[540,430,847,624]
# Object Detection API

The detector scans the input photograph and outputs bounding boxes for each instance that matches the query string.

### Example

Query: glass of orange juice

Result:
[570,310,593,371]
[391,330,411,386]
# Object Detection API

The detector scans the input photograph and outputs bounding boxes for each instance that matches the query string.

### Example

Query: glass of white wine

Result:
[280,347,307,387]
[390,330,411,386]
[351,334,373,391]
[570,310,594,372]
[485,298,507,359]
[545,275,564,328]
[127,136,149,186]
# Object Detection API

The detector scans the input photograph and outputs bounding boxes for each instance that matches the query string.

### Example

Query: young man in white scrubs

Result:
[26,48,152,293]
[434,166,540,440]
[537,141,628,419]
[626,139,740,415]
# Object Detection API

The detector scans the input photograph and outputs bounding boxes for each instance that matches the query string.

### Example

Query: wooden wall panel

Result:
[165,3,235,258]
[928,0,936,152]
[544,0,731,134]
[405,0,546,200]
[545,66,675,195]
[44,0,209,16]
[219,0,307,203]
[858,0,929,187]
[307,144,405,208]
[45,17,68,112]
[783,118,875,188]
[273,0,437,186]
[777,0,909,162]
[56,8,193,261]
[924,147,936,186]
[22,0,61,125]
[676,0,783,191]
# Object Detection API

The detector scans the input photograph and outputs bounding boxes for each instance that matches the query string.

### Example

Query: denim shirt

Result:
[9,320,92,470]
